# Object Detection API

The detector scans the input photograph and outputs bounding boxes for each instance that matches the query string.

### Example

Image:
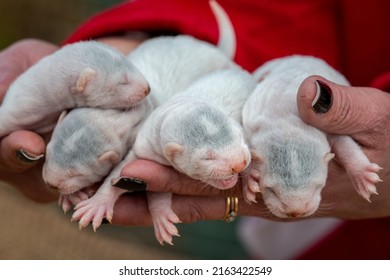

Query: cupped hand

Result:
[297,75,390,219]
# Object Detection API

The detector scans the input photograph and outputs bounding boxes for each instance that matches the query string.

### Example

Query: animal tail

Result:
[209,0,236,59]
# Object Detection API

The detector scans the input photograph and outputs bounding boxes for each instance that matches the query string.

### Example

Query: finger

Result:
[0,130,46,172]
[297,75,390,138]
[118,159,235,196]
[112,193,234,226]
[0,58,25,100]
[113,191,274,227]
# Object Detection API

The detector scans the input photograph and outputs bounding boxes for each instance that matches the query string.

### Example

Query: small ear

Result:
[99,151,120,164]
[76,68,97,93]
[324,152,335,163]
[207,149,216,160]
[164,142,184,162]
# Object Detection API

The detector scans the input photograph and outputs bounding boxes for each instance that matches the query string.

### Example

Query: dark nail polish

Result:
[16,149,44,164]
[312,80,333,114]
[111,176,147,191]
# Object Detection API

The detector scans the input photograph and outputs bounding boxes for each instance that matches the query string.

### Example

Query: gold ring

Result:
[224,197,238,223]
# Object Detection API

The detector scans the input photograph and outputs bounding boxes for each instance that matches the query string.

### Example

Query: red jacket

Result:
[65,0,390,259]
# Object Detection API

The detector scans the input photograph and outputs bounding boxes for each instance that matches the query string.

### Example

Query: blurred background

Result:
[0,0,249,260]
[0,0,124,48]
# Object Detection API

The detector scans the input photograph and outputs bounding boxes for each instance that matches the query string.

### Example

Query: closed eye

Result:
[266,187,278,197]
[201,157,215,161]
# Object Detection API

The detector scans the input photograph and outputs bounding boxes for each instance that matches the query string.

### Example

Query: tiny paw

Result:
[58,191,89,213]
[243,172,261,204]
[351,163,383,202]
[72,196,115,232]
[59,195,73,214]
[151,210,181,245]
[243,185,258,204]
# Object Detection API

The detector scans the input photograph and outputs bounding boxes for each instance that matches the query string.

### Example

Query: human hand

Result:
[110,75,390,226]
[297,75,390,219]
[0,39,59,202]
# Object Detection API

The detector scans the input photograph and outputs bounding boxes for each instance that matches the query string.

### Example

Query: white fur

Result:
[128,37,234,105]
[136,69,255,187]
[135,68,255,244]
[209,0,236,58]
[243,55,382,218]
[0,41,150,137]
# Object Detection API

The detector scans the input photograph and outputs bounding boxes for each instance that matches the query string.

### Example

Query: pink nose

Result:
[286,211,305,218]
[231,160,247,173]
[144,84,151,96]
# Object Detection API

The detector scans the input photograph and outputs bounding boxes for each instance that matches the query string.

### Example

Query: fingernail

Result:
[111,176,147,191]
[312,80,333,113]
[16,149,44,164]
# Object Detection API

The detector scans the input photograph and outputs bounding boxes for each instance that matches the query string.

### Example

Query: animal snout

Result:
[231,160,247,174]
[285,211,305,218]
[144,84,151,96]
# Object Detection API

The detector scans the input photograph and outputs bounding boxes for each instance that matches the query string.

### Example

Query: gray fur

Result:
[265,136,324,190]
[179,106,233,149]
[50,116,106,168]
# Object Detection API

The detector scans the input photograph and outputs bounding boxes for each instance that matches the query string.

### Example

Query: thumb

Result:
[297,75,390,137]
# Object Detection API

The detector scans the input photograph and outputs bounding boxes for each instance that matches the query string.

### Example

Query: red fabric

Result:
[340,0,390,87]
[65,0,390,87]
[65,0,390,259]
[65,0,341,72]
[297,218,390,259]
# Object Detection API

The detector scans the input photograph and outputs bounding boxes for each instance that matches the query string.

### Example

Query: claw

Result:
[243,183,258,204]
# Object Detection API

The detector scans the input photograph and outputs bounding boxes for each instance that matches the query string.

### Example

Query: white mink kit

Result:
[242,55,382,219]
[140,68,255,244]
[135,68,256,188]
[42,97,155,211]
[0,41,150,138]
